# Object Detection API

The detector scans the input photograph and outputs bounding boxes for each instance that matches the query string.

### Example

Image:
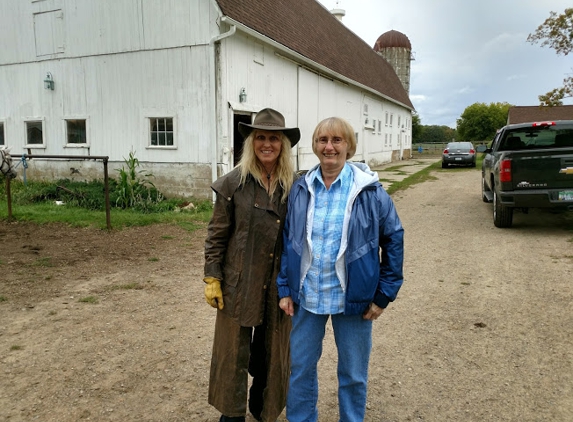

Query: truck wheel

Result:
[493,191,513,228]
[481,177,491,203]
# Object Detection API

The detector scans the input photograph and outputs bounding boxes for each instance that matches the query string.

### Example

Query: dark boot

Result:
[248,378,264,421]
[219,415,245,422]
[248,325,267,422]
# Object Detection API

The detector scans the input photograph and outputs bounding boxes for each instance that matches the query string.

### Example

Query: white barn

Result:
[0,0,414,199]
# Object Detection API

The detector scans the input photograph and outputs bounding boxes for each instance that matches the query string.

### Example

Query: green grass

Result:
[383,154,486,196]
[383,155,487,197]
[33,257,54,267]
[78,296,98,304]
[385,161,442,195]
[108,283,143,291]
[0,202,212,230]
[0,178,213,229]
[10,345,23,351]
[0,295,7,302]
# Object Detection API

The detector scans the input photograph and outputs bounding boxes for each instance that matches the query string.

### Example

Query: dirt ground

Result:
[1,167,572,422]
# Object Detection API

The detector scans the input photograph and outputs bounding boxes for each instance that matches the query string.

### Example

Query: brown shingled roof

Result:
[215,0,414,109]
[507,105,573,124]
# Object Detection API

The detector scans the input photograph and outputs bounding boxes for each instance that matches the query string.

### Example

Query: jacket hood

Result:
[305,161,379,191]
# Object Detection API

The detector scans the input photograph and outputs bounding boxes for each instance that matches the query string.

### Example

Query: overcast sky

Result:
[317,0,572,128]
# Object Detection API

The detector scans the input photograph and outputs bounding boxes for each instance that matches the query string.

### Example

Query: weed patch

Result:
[78,296,98,304]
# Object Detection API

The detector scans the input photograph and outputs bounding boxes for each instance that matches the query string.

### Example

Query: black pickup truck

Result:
[481,120,573,228]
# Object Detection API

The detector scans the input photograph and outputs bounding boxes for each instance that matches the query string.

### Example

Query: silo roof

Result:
[373,30,412,50]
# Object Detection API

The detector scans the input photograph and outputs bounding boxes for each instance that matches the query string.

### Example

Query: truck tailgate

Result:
[511,150,573,190]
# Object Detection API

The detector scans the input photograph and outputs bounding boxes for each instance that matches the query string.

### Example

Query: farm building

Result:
[0,0,414,199]
[507,105,573,125]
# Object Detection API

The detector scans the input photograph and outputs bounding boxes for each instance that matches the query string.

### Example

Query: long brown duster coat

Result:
[204,168,291,421]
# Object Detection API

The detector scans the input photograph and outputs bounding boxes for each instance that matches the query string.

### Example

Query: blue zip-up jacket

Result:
[276,162,404,315]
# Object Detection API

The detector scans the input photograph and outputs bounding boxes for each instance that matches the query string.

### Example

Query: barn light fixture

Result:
[44,72,54,90]
[239,87,247,103]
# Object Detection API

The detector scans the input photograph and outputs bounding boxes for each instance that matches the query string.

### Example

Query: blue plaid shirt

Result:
[301,164,353,314]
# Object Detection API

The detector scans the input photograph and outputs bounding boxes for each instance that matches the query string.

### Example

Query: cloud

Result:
[317,0,573,126]
[456,86,474,95]
[409,94,427,103]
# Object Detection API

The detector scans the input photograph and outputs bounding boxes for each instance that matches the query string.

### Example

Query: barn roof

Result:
[214,0,414,110]
[507,105,573,124]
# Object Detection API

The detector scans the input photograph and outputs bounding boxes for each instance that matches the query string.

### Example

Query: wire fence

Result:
[413,143,448,156]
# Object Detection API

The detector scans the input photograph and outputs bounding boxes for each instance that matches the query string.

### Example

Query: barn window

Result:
[378,120,381,133]
[390,114,393,128]
[26,121,44,146]
[149,118,174,147]
[0,122,4,145]
[385,112,389,126]
[66,119,87,144]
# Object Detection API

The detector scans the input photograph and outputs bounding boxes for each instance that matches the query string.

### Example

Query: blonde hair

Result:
[312,117,357,159]
[238,130,295,202]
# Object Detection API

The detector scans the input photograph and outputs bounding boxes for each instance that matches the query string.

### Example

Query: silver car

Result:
[442,142,476,168]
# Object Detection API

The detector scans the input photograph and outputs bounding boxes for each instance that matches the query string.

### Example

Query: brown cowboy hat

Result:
[238,108,301,147]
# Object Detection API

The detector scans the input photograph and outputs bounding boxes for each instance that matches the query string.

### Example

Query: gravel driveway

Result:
[374,166,573,421]
[1,164,572,421]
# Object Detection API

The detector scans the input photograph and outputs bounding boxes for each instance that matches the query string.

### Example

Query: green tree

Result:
[411,111,423,143]
[420,125,457,143]
[456,102,512,142]
[527,8,573,106]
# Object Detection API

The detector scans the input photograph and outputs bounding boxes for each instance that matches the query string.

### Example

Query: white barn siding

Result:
[1,0,412,199]
[294,67,411,170]
[0,0,216,64]
[217,33,299,172]
[0,47,213,160]
[0,0,221,198]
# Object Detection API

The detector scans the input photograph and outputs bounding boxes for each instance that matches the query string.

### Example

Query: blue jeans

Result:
[286,306,373,422]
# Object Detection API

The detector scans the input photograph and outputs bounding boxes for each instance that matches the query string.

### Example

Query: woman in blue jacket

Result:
[276,117,404,422]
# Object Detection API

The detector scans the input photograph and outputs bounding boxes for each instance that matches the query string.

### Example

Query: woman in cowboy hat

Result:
[203,108,300,422]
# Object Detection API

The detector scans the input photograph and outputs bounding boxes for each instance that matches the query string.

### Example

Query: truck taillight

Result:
[532,121,555,127]
[500,159,511,182]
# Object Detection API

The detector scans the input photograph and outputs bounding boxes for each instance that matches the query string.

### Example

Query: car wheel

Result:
[441,162,448,169]
[493,191,513,228]
[471,161,476,168]
[481,176,491,203]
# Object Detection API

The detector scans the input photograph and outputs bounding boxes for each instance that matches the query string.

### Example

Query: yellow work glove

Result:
[203,277,224,310]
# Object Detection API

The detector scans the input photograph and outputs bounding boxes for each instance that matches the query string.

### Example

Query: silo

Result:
[373,30,414,94]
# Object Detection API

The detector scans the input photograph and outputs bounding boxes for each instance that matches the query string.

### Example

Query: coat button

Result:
[269,253,274,258]
[263,285,267,289]
[276,219,280,224]
[255,203,259,208]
